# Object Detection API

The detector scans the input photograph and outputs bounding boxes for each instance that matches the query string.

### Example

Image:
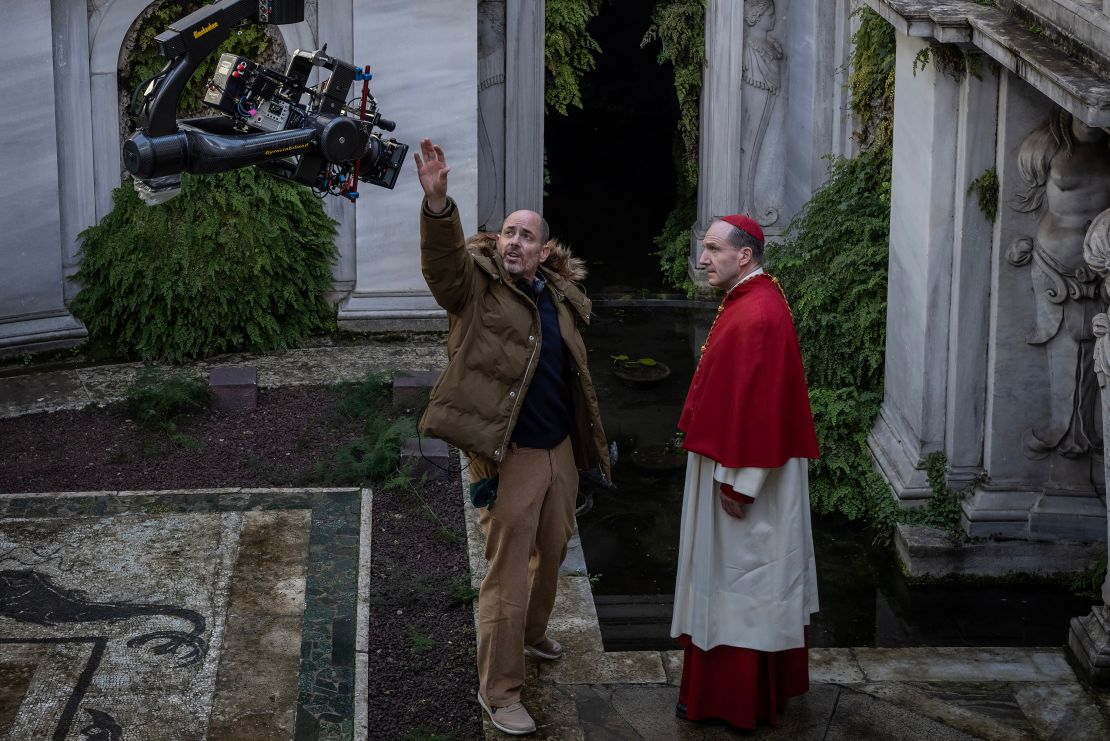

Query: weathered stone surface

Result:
[401,437,451,482]
[209,366,259,413]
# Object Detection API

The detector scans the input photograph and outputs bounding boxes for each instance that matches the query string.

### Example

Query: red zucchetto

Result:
[720,214,764,244]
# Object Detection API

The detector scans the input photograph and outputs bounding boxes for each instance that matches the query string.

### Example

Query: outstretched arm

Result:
[414,138,450,213]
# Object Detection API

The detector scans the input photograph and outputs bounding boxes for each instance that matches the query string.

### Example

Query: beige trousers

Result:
[476,436,578,706]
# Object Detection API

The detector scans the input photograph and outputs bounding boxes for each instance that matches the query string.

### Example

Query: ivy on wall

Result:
[74,0,337,363]
[124,1,273,119]
[545,0,605,115]
[766,7,905,530]
[641,0,707,294]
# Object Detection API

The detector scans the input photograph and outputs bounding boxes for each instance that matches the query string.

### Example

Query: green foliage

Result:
[308,373,419,487]
[312,415,417,486]
[653,191,698,295]
[1069,553,1107,600]
[125,1,272,119]
[848,7,896,150]
[767,142,894,528]
[125,367,209,425]
[643,0,706,293]
[753,6,899,529]
[642,0,707,190]
[72,168,337,363]
[405,624,438,653]
[447,575,480,605]
[907,452,965,535]
[124,367,209,447]
[969,167,999,223]
[545,0,604,115]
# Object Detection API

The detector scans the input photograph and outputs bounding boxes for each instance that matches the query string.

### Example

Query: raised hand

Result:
[414,138,450,213]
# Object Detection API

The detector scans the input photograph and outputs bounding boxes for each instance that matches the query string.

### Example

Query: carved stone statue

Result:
[1007,111,1110,458]
[477,1,507,232]
[741,0,784,227]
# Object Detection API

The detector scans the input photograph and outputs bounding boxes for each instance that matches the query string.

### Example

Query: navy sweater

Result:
[511,278,571,449]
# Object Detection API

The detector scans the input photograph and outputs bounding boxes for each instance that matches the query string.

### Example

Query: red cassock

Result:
[676,272,819,730]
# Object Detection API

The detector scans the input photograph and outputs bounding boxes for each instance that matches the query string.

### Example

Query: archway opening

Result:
[543,0,681,294]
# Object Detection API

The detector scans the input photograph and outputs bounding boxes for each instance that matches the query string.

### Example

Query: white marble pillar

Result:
[52,0,97,301]
[693,0,746,274]
[867,32,961,504]
[0,1,85,355]
[946,58,1000,493]
[338,0,479,330]
[504,0,544,215]
[783,0,845,217]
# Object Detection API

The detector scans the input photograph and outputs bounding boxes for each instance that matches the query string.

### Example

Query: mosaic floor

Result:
[0,488,368,741]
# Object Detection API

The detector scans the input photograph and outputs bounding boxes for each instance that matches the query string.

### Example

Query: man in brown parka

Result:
[414,139,609,736]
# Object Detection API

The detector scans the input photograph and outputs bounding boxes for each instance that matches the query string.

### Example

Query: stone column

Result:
[867,31,961,504]
[0,0,85,355]
[504,0,544,215]
[946,57,1000,492]
[338,0,479,330]
[51,0,97,301]
[783,0,846,214]
[316,0,355,302]
[693,0,746,277]
[1067,208,1110,687]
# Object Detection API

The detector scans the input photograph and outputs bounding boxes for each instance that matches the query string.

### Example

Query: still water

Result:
[578,303,1096,651]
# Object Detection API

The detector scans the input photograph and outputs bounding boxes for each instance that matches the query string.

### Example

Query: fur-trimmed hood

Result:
[465,232,588,283]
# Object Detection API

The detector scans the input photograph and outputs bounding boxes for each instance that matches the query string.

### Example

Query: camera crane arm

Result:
[124,0,407,203]
[138,0,302,137]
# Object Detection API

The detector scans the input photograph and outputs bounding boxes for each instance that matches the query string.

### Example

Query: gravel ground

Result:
[0,385,483,740]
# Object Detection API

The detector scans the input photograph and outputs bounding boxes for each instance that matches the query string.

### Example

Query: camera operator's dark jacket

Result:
[418,197,609,479]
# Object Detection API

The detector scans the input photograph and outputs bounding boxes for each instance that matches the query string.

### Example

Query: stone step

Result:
[209,366,258,412]
[400,437,451,481]
[391,369,442,413]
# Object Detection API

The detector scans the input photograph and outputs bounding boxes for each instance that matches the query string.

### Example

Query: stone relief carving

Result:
[741,0,784,228]
[1085,209,1110,390]
[477,1,507,232]
[1007,111,1110,459]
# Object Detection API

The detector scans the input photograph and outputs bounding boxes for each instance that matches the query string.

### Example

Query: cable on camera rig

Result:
[122,0,407,205]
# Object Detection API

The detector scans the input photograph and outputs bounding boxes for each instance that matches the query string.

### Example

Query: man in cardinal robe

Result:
[670,213,820,731]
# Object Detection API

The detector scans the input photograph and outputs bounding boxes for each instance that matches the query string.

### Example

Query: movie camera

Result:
[123,0,407,204]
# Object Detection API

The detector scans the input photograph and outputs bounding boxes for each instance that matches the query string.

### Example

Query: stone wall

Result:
[863,0,1110,543]
[1,0,547,352]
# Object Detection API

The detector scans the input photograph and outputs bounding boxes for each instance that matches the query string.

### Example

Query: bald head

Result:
[497,210,552,281]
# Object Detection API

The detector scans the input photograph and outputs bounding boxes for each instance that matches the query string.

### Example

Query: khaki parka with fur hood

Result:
[418,198,610,479]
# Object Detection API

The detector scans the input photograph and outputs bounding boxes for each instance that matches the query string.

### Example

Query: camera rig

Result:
[123,0,407,204]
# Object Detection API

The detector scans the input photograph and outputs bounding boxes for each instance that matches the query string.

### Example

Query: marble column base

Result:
[336,292,447,333]
[867,404,933,505]
[1069,606,1110,687]
[0,312,86,359]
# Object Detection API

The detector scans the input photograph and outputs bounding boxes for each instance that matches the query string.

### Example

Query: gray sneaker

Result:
[478,692,536,735]
[524,637,563,661]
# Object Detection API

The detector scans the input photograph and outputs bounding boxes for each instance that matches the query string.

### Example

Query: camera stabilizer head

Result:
[123,0,408,204]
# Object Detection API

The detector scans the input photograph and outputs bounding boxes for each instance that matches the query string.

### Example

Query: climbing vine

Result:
[766,7,901,530]
[545,0,604,115]
[969,166,999,223]
[124,1,275,119]
[641,0,708,294]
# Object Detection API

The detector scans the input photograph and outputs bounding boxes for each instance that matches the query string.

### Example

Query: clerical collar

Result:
[726,267,764,295]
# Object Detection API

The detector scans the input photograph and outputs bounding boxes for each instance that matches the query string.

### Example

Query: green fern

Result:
[545,0,604,115]
[72,168,337,362]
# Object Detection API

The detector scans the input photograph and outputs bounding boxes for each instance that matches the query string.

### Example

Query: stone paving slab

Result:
[0,487,371,740]
[0,342,448,419]
[457,456,1110,740]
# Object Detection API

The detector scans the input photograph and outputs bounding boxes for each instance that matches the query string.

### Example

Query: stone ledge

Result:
[896,523,1105,577]
[862,0,1110,124]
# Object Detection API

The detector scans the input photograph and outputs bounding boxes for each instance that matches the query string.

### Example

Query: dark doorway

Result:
[544,0,681,294]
